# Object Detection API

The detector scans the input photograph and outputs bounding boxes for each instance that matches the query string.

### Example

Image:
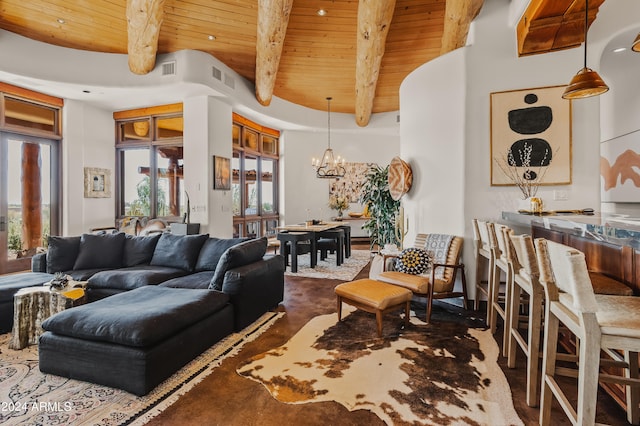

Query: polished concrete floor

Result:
[147,246,632,425]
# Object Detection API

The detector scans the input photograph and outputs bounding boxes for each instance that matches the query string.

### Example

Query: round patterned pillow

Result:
[394,247,431,275]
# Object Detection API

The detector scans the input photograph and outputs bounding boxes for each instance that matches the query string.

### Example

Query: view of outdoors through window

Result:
[7,140,51,261]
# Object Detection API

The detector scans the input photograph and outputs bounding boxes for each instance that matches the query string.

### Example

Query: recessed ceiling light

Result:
[613,47,627,53]
[208,35,216,41]
[316,9,327,16]
[57,18,65,24]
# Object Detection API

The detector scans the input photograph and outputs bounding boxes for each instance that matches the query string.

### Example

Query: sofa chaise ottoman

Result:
[0,272,54,333]
[38,285,234,396]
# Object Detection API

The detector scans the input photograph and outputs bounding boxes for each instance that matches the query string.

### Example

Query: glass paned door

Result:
[0,133,59,273]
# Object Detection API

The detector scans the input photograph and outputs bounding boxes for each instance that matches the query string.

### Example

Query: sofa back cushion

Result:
[195,237,249,271]
[150,233,208,272]
[209,237,267,291]
[73,233,127,270]
[46,236,81,273]
[123,233,161,267]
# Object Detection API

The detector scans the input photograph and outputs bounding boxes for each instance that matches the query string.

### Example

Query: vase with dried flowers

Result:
[495,141,554,210]
[328,194,349,218]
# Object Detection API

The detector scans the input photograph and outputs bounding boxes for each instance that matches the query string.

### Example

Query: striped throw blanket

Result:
[423,234,454,280]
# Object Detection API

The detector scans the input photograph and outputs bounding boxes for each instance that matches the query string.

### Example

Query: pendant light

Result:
[562,0,609,99]
[311,97,346,178]
[632,32,640,52]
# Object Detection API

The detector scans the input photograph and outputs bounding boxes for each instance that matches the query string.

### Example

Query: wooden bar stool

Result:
[505,231,544,407]
[535,238,640,426]
[472,219,494,321]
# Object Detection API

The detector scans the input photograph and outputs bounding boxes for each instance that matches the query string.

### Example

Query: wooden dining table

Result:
[276,221,345,272]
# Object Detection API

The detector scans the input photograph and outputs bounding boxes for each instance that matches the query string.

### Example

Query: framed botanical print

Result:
[490,85,572,186]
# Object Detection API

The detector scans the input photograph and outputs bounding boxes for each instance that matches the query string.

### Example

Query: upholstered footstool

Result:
[335,278,412,337]
[38,286,234,396]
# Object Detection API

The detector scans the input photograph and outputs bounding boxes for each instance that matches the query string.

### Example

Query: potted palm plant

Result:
[359,164,401,250]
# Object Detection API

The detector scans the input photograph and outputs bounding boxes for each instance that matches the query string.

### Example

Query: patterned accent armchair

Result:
[377,233,468,324]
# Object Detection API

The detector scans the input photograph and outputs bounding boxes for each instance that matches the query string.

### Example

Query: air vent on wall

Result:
[212,66,222,81]
[161,61,176,76]
[224,73,235,89]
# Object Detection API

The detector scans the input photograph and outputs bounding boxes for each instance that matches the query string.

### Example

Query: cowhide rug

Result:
[237,305,523,426]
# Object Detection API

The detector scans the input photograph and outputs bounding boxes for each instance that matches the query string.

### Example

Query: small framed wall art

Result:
[84,167,111,198]
[213,155,231,190]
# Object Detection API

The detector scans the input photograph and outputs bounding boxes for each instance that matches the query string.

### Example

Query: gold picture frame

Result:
[490,85,572,186]
[84,167,111,198]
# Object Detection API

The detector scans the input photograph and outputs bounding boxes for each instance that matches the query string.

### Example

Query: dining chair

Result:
[535,238,640,425]
[472,219,494,323]
[505,231,544,407]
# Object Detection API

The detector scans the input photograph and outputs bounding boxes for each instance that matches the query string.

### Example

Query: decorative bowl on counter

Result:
[348,212,363,218]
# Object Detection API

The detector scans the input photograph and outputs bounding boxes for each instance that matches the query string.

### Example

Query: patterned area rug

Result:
[0,311,284,426]
[237,306,523,426]
[284,249,371,281]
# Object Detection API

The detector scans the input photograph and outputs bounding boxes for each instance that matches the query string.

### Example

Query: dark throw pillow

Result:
[395,247,431,275]
[46,236,81,273]
[209,237,268,291]
[123,233,162,267]
[195,237,249,272]
[150,233,208,272]
[73,232,126,270]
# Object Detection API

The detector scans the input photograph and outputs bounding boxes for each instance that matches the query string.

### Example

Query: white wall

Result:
[183,96,233,237]
[62,100,115,235]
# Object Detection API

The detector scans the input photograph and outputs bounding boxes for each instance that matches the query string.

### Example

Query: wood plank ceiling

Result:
[0,0,605,126]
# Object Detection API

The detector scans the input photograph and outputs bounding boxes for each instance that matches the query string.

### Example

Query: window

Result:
[232,114,279,238]
[0,85,62,274]
[114,105,184,221]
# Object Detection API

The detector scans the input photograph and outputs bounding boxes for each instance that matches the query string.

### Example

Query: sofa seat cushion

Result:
[159,271,215,290]
[42,286,230,347]
[87,266,189,291]
[65,268,112,282]
[0,272,54,302]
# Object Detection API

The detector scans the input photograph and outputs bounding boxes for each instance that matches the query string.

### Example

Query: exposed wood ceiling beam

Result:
[127,0,165,75]
[255,0,293,106]
[440,0,484,54]
[355,0,397,127]
[517,0,606,56]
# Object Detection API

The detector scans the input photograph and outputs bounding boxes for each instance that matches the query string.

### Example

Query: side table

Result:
[9,283,86,350]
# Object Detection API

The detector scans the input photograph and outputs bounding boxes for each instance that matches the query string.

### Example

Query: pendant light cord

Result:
[583,0,588,69]
[327,96,332,149]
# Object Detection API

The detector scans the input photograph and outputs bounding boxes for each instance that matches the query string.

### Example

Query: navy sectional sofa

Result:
[2,232,284,333]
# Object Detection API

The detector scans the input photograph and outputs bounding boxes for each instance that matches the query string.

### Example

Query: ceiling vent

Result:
[161,61,177,76]
[224,73,235,89]
[212,66,222,81]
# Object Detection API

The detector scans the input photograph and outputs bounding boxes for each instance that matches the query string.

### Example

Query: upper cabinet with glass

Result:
[262,135,278,156]
[119,119,151,142]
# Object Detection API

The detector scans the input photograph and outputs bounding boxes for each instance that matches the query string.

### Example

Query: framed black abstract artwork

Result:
[490,85,572,186]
